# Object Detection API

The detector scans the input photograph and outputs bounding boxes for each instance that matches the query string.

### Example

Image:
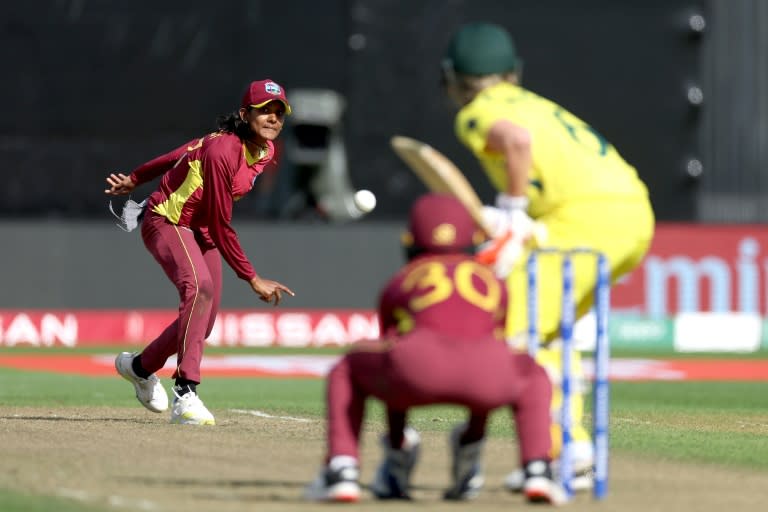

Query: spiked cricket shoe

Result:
[305,459,361,503]
[170,388,215,425]
[114,352,168,413]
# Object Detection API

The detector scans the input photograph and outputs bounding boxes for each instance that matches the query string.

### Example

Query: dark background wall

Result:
[0,221,404,309]
[2,0,705,221]
[697,0,768,222]
[4,0,768,310]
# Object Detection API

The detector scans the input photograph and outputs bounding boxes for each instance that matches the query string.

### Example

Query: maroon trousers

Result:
[138,213,222,383]
[326,329,553,465]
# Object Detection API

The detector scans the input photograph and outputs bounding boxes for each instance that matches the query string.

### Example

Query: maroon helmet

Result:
[402,193,485,256]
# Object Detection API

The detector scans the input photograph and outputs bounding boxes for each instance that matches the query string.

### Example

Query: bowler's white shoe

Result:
[170,389,215,425]
[114,352,168,413]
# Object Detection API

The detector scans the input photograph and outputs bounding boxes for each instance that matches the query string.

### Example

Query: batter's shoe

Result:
[443,423,485,500]
[170,388,215,425]
[522,459,568,505]
[114,352,168,413]
[304,457,361,503]
[370,427,421,500]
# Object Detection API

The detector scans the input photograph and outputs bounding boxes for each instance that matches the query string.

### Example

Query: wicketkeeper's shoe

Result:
[443,423,485,501]
[304,457,361,503]
[504,439,594,493]
[370,427,421,500]
[522,459,568,505]
[506,466,594,494]
[170,388,215,425]
[114,352,168,413]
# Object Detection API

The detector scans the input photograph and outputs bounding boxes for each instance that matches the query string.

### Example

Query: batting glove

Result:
[476,195,548,277]
[476,232,525,277]
[481,209,547,246]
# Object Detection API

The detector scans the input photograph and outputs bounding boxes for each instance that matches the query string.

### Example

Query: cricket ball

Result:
[353,189,377,213]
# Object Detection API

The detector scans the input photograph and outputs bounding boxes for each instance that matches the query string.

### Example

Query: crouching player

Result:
[305,193,565,504]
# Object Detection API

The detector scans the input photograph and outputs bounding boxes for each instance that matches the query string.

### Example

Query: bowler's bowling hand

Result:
[105,173,136,196]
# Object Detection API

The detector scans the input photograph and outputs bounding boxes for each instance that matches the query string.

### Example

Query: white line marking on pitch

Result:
[57,488,158,510]
[108,495,158,510]
[56,488,90,501]
[230,408,314,423]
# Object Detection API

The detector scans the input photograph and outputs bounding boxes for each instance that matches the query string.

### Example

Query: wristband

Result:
[495,193,529,212]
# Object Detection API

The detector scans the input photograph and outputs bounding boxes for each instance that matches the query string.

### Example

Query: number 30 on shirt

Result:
[400,260,502,313]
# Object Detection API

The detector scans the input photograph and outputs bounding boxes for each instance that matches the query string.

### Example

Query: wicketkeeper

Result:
[305,193,566,504]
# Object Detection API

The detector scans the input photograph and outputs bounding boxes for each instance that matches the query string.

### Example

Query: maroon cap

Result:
[405,193,484,253]
[241,79,292,115]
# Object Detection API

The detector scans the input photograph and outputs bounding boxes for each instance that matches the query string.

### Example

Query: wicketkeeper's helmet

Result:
[402,193,485,258]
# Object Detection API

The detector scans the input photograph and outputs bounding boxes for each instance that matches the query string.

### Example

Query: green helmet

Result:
[443,23,519,75]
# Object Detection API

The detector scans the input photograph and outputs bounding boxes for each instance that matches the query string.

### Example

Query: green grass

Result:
[0,488,104,512]
[606,381,768,469]
[1,348,766,474]
[2,344,766,359]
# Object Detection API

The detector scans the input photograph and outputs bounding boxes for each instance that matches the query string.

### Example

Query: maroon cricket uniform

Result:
[379,253,507,340]
[130,132,275,382]
[326,253,553,465]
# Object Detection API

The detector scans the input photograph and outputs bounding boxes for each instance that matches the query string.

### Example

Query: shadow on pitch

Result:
[119,476,454,503]
[0,415,157,424]
[122,476,306,489]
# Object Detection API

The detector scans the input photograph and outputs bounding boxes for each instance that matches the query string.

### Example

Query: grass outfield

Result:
[0,489,105,512]
[1,346,767,511]
[1,346,766,467]
[3,344,767,358]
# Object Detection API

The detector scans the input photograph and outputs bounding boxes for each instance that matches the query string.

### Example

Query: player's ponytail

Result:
[215,111,252,139]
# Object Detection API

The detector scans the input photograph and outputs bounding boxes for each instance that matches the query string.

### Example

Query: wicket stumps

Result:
[525,248,611,501]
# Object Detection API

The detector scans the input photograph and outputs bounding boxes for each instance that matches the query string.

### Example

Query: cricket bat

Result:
[390,135,494,237]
